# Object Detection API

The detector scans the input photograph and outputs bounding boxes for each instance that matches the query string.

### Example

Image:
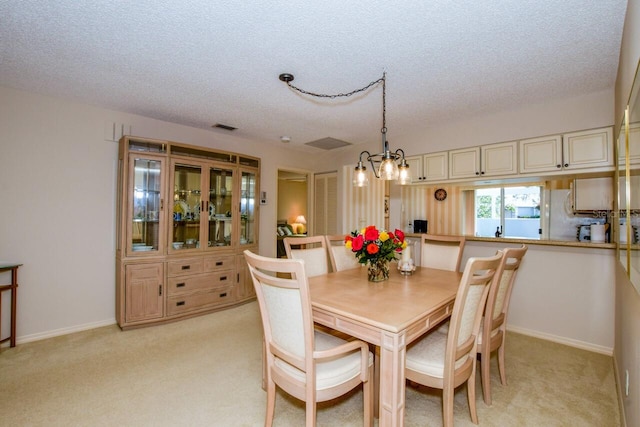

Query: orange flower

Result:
[366,243,379,255]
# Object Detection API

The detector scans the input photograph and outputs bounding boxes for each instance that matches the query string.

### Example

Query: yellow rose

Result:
[345,240,352,249]
[402,241,408,249]
[379,231,389,241]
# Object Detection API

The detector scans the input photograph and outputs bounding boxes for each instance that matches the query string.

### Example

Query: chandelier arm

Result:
[359,150,372,163]
[394,148,406,160]
[369,158,381,179]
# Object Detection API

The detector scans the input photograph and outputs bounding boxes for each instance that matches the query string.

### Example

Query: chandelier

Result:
[278,72,409,187]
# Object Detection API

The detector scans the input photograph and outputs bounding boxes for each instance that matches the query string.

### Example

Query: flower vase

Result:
[367,258,390,282]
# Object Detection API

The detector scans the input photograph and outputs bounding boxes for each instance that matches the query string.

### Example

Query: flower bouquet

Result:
[345,225,407,281]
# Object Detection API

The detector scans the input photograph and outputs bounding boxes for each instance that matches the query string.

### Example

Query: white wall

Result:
[0,85,323,342]
[463,241,615,354]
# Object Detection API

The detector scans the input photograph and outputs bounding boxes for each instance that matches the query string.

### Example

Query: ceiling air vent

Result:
[305,137,352,150]
[212,123,237,131]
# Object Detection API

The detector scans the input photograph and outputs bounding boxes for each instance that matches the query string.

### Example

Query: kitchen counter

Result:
[405,233,616,249]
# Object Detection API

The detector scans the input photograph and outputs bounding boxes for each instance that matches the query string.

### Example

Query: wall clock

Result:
[434,188,447,201]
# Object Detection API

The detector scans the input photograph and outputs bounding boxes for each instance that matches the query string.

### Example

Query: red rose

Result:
[351,235,364,251]
[366,243,379,255]
[394,229,405,242]
[364,226,379,241]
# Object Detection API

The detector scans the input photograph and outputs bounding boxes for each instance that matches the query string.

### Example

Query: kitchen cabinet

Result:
[520,127,613,174]
[406,151,448,183]
[573,177,613,211]
[618,122,640,167]
[116,136,260,329]
[449,141,517,179]
[563,127,613,170]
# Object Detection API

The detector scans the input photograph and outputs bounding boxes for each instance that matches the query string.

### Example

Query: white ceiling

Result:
[0,1,628,152]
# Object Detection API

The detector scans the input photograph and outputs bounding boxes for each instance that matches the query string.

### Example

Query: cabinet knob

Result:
[480,171,485,175]
[556,164,562,168]
[475,172,480,175]
[564,163,569,167]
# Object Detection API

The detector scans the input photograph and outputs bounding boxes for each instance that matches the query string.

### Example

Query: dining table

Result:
[308,264,461,427]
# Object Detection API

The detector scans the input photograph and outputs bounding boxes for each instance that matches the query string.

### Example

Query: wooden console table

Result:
[0,262,22,348]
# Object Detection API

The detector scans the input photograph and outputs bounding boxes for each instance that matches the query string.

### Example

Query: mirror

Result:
[629,61,640,288]
[618,58,640,287]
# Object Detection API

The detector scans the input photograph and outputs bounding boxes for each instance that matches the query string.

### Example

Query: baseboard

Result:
[613,356,628,427]
[506,325,613,356]
[12,318,117,346]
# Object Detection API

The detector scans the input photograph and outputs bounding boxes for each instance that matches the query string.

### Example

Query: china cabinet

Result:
[116,136,260,329]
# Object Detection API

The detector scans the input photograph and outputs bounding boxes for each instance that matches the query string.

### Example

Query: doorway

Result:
[277,169,310,254]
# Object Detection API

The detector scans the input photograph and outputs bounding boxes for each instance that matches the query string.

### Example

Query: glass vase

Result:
[367,258,390,282]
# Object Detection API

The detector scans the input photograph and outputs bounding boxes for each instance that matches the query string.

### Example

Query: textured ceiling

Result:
[0,1,628,152]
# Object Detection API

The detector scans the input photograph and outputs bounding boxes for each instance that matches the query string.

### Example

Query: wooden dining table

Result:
[308,265,461,427]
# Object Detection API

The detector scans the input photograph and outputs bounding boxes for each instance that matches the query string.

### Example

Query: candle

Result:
[402,246,411,262]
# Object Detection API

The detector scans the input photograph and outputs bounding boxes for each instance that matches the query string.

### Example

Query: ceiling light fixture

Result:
[278,72,409,187]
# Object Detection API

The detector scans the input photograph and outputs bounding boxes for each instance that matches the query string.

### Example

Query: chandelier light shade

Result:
[278,72,409,187]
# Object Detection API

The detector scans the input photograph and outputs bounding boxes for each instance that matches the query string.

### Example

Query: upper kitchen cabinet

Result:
[520,126,613,174]
[563,128,613,170]
[449,141,517,180]
[406,151,448,183]
[618,122,640,167]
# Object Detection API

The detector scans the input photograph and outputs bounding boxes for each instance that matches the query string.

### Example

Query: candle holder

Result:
[398,260,416,275]
[398,241,416,275]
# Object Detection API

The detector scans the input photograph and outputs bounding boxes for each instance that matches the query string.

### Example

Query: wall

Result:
[464,241,616,354]
[0,85,322,343]
[277,179,307,225]
[614,0,640,426]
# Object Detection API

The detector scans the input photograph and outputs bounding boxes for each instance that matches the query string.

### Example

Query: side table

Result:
[0,262,22,348]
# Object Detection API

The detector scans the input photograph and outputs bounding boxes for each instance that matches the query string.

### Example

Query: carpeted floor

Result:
[0,301,620,426]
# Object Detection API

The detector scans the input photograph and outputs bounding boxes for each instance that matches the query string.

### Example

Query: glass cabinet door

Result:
[208,166,234,247]
[240,169,258,246]
[128,154,164,255]
[171,162,203,251]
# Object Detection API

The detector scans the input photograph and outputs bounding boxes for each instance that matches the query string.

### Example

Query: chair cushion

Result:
[274,330,372,391]
[406,330,447,378]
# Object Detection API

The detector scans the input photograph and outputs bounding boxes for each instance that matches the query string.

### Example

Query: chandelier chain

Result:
[284,75,384,99]
[284,73,387,134]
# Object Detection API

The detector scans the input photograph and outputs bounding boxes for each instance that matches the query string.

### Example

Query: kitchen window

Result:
[474,186,541,239]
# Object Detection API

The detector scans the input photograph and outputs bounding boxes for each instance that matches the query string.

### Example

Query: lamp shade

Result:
[294,215,307,225]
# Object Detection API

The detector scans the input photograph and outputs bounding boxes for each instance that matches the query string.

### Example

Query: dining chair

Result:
[405,252,503,427]
[478,244,528,405]
[283,235,331,277]
[420,234,466,272]
[243,250,374,427]
[325,234,361,272]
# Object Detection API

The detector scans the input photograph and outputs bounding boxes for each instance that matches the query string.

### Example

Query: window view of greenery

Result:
[475,186,541,239]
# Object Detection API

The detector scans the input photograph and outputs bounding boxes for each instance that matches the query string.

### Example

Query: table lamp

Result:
[294,215,307,234]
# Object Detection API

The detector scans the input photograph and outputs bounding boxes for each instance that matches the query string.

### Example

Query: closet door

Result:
[314,172,337,235]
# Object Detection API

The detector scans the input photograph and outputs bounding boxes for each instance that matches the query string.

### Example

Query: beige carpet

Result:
[0,301,620,426]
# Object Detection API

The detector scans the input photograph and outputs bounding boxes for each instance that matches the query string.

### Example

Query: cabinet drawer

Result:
[204,254,235,272]
[167,258,204,277]
[166,287,234,315]
[167,271,234,295]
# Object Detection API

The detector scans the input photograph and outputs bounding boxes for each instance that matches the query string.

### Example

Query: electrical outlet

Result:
[625,369,630,396]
